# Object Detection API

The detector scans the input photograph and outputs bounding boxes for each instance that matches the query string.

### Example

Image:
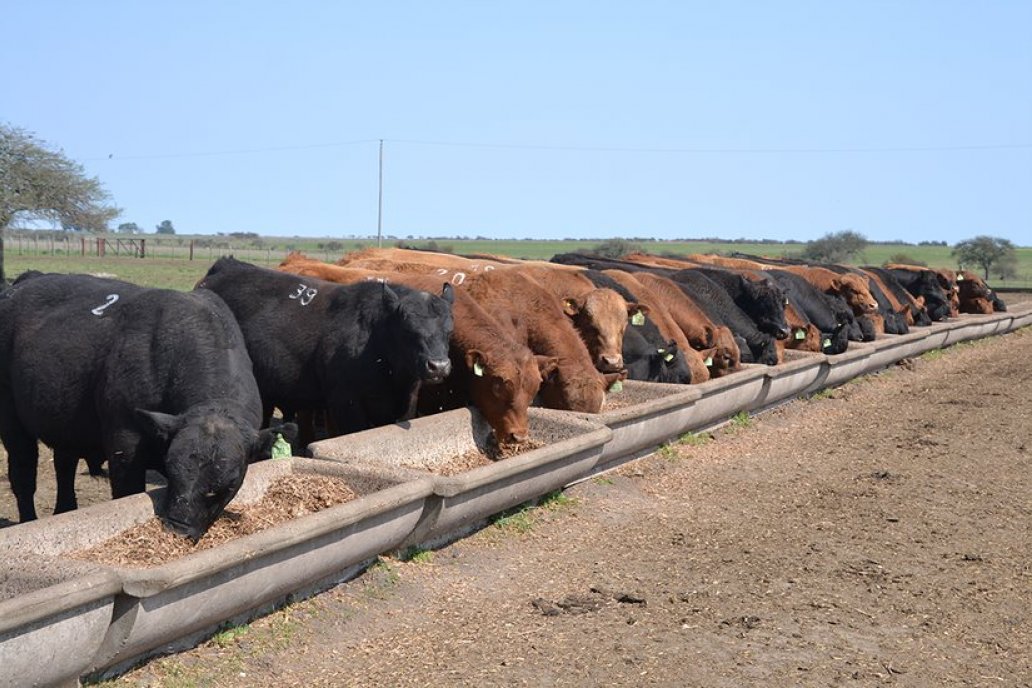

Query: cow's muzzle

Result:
[424,358,452,382]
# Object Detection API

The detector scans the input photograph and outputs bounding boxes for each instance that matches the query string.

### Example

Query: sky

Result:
[3,1,1030,244]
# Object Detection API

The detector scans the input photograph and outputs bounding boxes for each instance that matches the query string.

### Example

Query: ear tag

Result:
[822,338,832,349]
[956,274,964,281]
[473,361,485,377]
[656,347,665,354]
[664,352,675,363]
[271,433,292,460]
[784,298,789,306]
[608,379,623,393]
[794,329,806,340]
[631,310,645,326]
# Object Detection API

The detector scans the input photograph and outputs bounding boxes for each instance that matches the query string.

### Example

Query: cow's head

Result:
[465,347,551,444]
[137,405,292,541]
[384,283,455,383]
[742,279,791,340]
[562,289,637,373]
[708,326,742,376]
[538,367,622,414]
[833,275,879,315]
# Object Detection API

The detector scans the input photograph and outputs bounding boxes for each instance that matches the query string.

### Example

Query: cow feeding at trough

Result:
[0,272,291,541]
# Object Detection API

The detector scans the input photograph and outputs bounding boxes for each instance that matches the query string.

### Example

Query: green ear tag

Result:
[664,352,675,363]
[271,433,291,460]
[703,356,713,367]
[473,361,485,377]
[956,274,964,281]
[608,379,623,393]
[794,329,806,340]
[822,338,832,349]
[631,310,645,326]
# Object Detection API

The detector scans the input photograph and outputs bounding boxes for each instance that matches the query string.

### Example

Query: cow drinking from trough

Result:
[0,273,290,540]
[197,257,455,446]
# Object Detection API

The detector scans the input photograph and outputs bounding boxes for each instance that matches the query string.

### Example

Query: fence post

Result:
[81,237,86,256]
[140,238,146,259]
[189,241,194,261]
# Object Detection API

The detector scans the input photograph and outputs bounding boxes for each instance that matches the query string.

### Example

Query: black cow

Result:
[197,258,455,446]
[0,273,288,540]
[580,269,691,383]
[551,254,780,366]
[819,265,909,334]
[868,267,949,322]
[763,269,852,354]
[680,266,792,341]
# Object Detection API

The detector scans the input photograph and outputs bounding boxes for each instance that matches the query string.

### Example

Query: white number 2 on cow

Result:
[90,294,119,316]
[288,283,318,306]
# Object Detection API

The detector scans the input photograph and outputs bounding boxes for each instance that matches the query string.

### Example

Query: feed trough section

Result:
[942,312,1015,346]
[754,350,827,408]
[308,407,611,546]
[0,458,432,677]
[0,555,120,688]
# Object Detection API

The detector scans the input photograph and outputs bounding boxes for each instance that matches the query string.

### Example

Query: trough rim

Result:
[0,567,121,637]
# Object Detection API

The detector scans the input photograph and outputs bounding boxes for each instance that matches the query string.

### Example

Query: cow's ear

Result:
[135,409,183,444]
[382,283,401,310]
[536,355,559,382]
[830,277,844,291]
[440,282,455,305]
[561,297,583,317]
[627,302,649,316]
[465,349,488,377]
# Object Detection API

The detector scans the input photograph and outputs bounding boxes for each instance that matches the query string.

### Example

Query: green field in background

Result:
[5,237,1030,292]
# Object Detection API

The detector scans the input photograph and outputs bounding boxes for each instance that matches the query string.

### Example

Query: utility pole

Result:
[376,139,384,248]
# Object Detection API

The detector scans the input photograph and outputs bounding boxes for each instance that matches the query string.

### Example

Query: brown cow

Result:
[599,270,716,382]
[278,253,553,442]
[955,270,995,314]
[341,249,634,375]
[887,264,960,317]
[626,272,742,376]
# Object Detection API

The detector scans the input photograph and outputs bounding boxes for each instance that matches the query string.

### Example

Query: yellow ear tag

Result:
[608,379,623,393]
[956,275,964,281]
[631,311,645,326]
[473,361,485,377]
[794,329,806,340]
[271,433,291,460]
[822,338,832,349]
[664,352,675,363]
[704,356,713,366]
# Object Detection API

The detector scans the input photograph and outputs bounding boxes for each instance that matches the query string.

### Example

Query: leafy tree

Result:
[117,221,141,234]
[884,253,927,267]
[952,235,1016,280]
[0,123,119,281]
[155,219,176,235]
[586,237,639,258]
[800,230,868,264]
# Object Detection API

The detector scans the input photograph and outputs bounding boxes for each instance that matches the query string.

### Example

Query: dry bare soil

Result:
[85,323,1031,687]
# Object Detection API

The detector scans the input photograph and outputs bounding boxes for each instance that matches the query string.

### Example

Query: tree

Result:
[586,237,639,258]
[0,123,120,282]
[800,230,868,264]
[117,222,141,234]
[155,220,175,235]
[952,235,1016,280]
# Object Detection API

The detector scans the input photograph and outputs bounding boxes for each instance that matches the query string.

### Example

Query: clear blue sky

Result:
[4,1,1030,244]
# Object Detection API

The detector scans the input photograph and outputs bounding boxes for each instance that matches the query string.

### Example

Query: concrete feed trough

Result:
[583,380,702,474]
[0,458,432,674]
[0,555,120,688]
[688,365,770,429]
[819,342,877,388]
[308,407,611,545]
[755,350,827,408]
[864,329,932,370]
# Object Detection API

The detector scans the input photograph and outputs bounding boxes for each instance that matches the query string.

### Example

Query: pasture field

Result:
[4,237,1031,291]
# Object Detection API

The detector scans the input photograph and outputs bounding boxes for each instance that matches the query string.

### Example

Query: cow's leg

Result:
[52,450,80,514]
[105,431,148,499]
[0,421,40,522]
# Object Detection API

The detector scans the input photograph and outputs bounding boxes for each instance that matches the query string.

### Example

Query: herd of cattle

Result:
[0,248,1006,540]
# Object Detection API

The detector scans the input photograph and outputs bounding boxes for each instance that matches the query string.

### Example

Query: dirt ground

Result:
[75,319,1030,687]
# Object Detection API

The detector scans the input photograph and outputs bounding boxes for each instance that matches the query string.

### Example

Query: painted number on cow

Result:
[90,294,119,316]
[288,283,318,306]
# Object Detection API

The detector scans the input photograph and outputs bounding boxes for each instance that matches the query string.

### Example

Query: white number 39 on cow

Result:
[288,283,318,306]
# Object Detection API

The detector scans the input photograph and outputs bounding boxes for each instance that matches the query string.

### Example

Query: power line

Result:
[387,138,1032,154]
[84,138,378,162]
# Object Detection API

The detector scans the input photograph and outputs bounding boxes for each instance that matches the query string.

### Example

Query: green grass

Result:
[6,237,1031,291]
[728,410,752,430]
[399,546,434,564]
[920,348,946,361]
[678,431,712,446]
[808,388,836,401]
[490,489,575,534]
[211,623,250,648]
